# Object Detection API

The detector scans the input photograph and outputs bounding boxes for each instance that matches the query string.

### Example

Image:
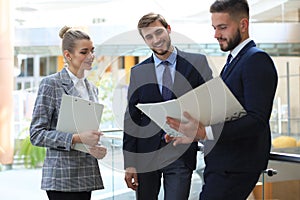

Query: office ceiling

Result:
[14,0,300,28]
[13,0,300,57]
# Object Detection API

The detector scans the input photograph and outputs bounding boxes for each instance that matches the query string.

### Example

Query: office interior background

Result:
[0,0,300,199]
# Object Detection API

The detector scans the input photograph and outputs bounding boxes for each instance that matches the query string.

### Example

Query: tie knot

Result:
[221,54,233,76]
[226,54,232,64]
[161,60,170,67]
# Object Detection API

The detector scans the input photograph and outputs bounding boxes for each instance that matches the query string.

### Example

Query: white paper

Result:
[56,94,104,152]
[136,77,247,137]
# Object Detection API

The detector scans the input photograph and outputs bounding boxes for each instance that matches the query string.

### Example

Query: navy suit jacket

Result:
[204,40,278,173]
[123,49,212,172]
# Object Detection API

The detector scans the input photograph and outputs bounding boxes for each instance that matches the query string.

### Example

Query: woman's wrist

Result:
[72,134,81,144]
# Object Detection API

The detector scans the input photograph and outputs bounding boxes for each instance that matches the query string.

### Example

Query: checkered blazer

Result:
[30,67,104,192]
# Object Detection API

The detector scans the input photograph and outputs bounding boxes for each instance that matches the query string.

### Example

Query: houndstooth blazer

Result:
[30,67,104,192]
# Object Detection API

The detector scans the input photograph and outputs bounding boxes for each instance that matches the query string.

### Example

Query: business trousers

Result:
[136,158,193,200]
[200,170,261,200]
[46,191,91,200]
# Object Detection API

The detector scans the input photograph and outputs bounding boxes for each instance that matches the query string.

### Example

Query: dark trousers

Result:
[200,170,261,200]
[136,158,193,200]
[46,191,91,200]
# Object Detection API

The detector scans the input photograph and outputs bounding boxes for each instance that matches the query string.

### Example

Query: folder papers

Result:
[136,77,247,137]
[56,94,104,153]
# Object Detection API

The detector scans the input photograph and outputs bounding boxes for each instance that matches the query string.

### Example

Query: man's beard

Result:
[152,39,171,56]
[221,29,242,52]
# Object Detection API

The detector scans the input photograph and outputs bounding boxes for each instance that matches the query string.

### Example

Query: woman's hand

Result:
[72,130,103,146]
[89,145,107,159]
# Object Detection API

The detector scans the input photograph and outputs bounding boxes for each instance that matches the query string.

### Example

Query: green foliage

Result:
[17,135,46,168]
[93,73,116,128]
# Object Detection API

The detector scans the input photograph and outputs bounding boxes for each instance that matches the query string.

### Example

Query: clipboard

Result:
[56,94,104,153]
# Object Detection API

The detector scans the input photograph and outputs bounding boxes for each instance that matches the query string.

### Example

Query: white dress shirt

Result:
[66,67,89,100]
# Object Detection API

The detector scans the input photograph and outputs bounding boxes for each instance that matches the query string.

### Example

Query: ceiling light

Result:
[16,7,37,12]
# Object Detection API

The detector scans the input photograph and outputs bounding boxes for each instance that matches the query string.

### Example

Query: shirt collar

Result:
[230,38,252,59]
[153,47,177,67]
[65,67,85,85]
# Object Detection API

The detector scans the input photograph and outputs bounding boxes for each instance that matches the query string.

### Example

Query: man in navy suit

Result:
[123,13,212,200]
[166,0,278,199]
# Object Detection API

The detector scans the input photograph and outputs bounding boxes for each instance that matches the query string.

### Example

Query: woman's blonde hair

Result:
[59,26,91,54]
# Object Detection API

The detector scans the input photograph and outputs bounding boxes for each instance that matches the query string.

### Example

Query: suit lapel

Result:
[221,55,240,79]
[141,58,163,101]
[60,68,81,97]
[221,40,256,80]
[172,50,193,97]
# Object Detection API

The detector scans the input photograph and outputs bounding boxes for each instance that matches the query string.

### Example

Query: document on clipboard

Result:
[56,94,104,153]
[136,77,247,137]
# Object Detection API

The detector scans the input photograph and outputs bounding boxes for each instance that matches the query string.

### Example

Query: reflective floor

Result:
[0,164,203,200]
[0,132,205,200]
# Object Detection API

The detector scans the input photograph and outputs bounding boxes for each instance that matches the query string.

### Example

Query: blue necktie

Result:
[161,61,173,101]
[222,54,232,75]
[161,61,173,142]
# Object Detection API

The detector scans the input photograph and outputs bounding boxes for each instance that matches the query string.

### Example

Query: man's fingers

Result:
[183,111,194,121]
[173,139,179,146]
[124,178,134,189]
[124,173,138,190]
[164,134,174,143]
[173,137,184,146]
[173,137,194,146]
[166,117,180,130]
[133,173,139,187]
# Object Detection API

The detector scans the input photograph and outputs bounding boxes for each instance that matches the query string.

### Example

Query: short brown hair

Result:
[210,0,249,21]
[137,13,169,36]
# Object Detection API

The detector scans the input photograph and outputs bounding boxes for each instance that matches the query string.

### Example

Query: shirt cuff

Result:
[205,126,214,140]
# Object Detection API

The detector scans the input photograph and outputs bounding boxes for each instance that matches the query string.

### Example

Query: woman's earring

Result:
[69,57,72,61]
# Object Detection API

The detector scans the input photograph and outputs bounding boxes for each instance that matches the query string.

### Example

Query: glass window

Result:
[39,57,47,76]
[48,56,57,75]
[18,57,34,77]
[27,58,33,76]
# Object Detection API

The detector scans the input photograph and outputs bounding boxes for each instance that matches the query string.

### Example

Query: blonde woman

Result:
[30,26,106,200]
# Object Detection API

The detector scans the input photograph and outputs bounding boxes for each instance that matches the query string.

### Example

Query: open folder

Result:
[56,94,104,153]
[136,76,247,137]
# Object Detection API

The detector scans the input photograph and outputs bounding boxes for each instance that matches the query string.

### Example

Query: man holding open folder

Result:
[166,0,278,199]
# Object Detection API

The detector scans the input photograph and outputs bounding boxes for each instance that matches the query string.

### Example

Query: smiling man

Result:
[166,0,278,199]
[122,13,213,200]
